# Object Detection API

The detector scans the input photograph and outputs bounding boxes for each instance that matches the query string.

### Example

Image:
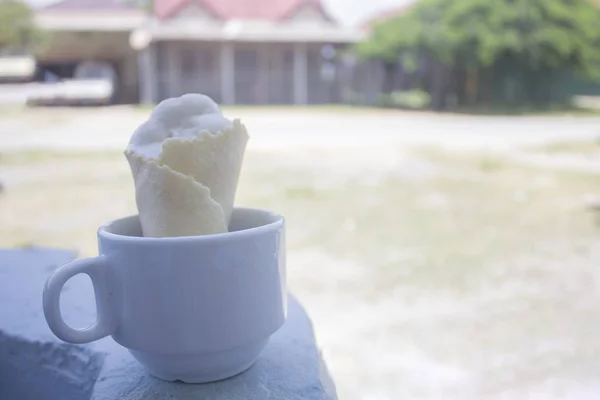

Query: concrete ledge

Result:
[0,332,105,400]
[0,247,337,400]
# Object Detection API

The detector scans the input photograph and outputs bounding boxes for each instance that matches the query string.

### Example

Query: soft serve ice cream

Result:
[125,94,249,237]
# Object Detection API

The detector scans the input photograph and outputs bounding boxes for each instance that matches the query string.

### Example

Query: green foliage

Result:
[357,0,600,80]
[0,0,47,52]
[356,15,424,63]
[380,89,431,109]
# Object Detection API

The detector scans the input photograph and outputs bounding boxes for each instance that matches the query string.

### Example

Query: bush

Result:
[379,90,432,109]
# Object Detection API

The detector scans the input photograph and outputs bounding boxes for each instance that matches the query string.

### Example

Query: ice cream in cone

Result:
[125,94,249,237]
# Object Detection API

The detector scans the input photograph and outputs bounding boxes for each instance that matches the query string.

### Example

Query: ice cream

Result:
[125,93,249,237]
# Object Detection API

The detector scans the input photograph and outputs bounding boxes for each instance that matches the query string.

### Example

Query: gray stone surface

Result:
[0,247,336,400]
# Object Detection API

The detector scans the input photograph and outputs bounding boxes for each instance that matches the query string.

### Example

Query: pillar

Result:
[138,42,157,105]
[258,45,270,104]
[293,42,307,105]
[220,42,235,105]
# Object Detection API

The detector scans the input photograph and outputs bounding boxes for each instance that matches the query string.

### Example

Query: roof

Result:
[41,0,140,11]
[147,19,364,43]
[154,0,333,22]
[36,0,146,31]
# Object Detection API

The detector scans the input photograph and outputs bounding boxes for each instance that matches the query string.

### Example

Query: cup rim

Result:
[98,207,284,243]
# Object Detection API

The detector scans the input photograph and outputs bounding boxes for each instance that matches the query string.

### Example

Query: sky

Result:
[24,0,415,26]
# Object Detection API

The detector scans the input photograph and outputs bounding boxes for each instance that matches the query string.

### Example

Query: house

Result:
[138,0,362,105]
[34,0,363,105]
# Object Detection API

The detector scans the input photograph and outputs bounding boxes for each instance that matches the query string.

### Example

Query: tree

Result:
[356,0,600,109]
[0,0,47,53]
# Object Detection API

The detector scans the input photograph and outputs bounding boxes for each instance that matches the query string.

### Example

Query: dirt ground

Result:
[2,106,600,400]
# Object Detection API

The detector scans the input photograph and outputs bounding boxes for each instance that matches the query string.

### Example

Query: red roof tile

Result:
[154,0,332,21]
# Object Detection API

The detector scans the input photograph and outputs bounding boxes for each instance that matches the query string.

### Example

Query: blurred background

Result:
[2,0,600,399]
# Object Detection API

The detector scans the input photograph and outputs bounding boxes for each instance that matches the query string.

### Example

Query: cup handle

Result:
[43,256,118,344]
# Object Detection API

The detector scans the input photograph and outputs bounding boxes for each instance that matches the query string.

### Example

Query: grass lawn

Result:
[2,144,600,399]
[534,138,600,156]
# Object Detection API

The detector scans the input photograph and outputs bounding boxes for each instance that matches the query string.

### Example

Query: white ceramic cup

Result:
[43,208,286,383]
